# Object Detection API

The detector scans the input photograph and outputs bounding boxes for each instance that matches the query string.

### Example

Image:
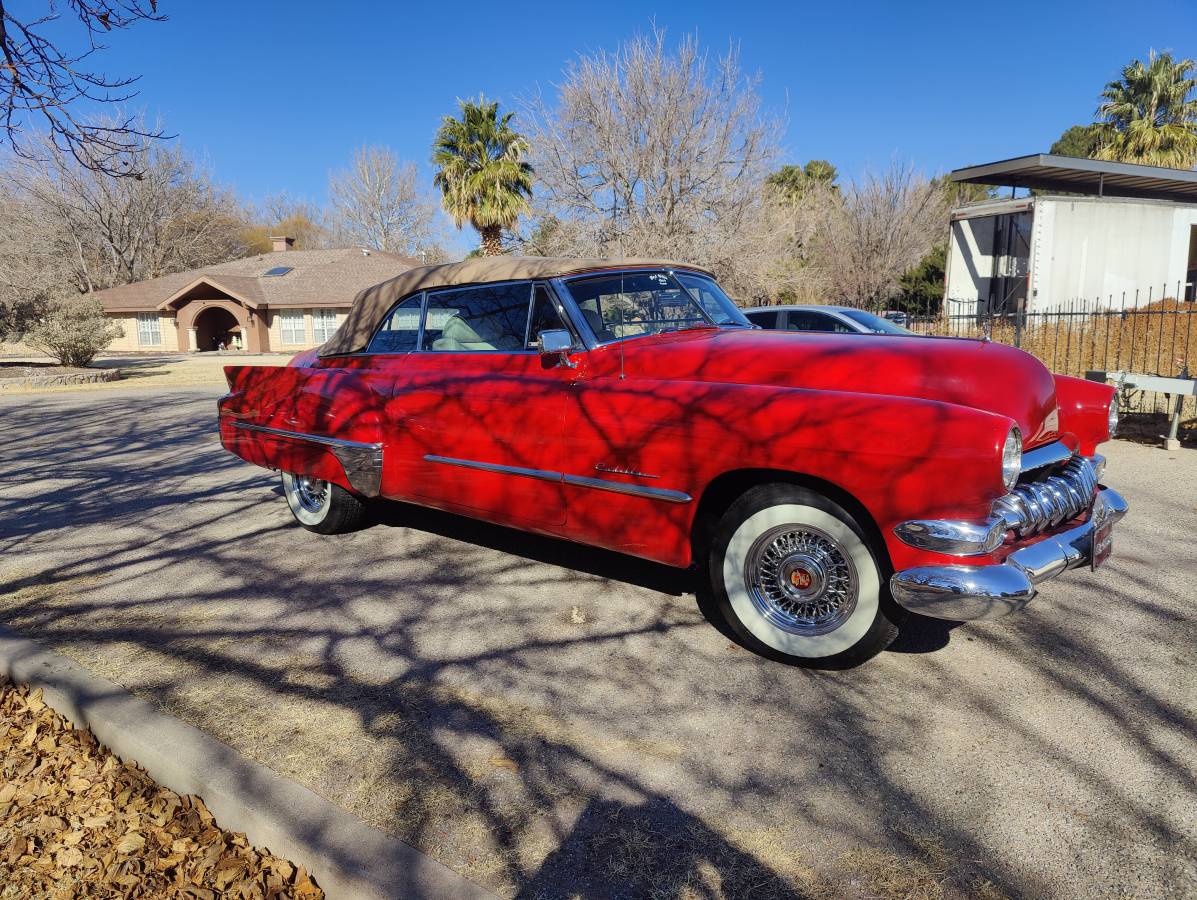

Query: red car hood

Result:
[619,329,1060,445]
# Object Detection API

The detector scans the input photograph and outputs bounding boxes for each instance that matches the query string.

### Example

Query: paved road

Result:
[2,387,1195,898]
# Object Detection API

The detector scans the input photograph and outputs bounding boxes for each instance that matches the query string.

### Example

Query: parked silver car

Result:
[743,305,914,335]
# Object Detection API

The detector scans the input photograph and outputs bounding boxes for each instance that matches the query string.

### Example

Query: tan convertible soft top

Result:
[317,256,710,357]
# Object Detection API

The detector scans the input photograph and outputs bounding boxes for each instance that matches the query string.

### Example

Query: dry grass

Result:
[0,353,290,394]
[0,678,323,899]
[920,300,1197,380]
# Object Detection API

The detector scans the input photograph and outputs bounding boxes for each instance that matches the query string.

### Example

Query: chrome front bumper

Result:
[889,486,1129,621]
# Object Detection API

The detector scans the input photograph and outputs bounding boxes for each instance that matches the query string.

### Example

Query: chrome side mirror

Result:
[537,329,577,368]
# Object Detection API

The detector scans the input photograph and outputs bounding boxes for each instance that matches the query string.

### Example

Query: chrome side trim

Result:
[423,454,692,503]
[233,421,383,496]
[234,421,381,452]
[422,454,560,484]
[1020,440,1074,473]
[562,473,691,504]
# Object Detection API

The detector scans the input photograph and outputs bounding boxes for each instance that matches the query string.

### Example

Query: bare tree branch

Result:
[0,0,167,176]
[0,123,249,336]
[328,145,444,259]
[803,162,951,309]
[520,27,793,301]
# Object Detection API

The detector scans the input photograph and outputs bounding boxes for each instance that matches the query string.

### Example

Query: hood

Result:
[620,329,1060,444]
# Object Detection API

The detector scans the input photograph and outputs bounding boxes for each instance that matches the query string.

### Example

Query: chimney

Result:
[270,235,295,252]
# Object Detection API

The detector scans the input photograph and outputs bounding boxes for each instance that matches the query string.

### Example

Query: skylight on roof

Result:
[263,266,293,277]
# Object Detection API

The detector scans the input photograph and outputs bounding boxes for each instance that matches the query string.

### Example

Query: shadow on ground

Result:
[1,389,1194,898]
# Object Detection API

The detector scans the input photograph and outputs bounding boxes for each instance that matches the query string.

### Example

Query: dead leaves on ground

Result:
[0,677,323,898]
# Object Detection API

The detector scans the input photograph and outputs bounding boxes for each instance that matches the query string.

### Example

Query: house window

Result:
[136,313,161,346]
[312,308,339,343]
[279,310,306,345]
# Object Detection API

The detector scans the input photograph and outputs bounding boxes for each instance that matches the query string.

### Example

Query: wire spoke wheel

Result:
[293,475,328,513]
[744,524,858,636]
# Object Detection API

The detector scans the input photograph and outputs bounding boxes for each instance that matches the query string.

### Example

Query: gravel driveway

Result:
[2,386,1194,898]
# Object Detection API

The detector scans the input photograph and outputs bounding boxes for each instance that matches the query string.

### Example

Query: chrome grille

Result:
[993,455,1099,538]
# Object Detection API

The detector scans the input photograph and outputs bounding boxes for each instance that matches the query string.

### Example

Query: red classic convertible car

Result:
[218,258,1126,667]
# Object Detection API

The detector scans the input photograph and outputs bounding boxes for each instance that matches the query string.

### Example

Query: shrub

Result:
[26,298,123,367]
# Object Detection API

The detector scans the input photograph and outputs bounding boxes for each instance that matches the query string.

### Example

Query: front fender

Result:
[1053,374,1115,454]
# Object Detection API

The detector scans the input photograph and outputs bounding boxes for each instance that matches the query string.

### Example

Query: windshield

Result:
[563,269,750,344]
[839,309,913,335]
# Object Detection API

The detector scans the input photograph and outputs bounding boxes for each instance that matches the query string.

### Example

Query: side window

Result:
[527,283,566,347]
[787,311,852,333]
[423,282,532,352]
[746,310,778,329]
[368,294,424,353]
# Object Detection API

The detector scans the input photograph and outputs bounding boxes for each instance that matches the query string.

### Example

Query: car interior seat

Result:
[580,308,617,342]
[432,313,523,351]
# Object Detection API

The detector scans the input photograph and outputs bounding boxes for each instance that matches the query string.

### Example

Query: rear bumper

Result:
[889,486,1128,621]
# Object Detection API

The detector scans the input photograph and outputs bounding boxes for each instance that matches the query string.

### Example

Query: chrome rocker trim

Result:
[890,486,1128,622]
[424,454,692,503]
[233,422,384,497]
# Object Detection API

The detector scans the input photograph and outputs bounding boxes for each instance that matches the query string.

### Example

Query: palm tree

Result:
[432,97,534,256]
[1094,50,1197,169]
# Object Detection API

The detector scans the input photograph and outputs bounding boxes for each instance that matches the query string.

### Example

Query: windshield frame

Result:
[556,267,750,349]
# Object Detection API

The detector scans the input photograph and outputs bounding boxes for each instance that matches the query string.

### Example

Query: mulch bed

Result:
[0,678,323,899]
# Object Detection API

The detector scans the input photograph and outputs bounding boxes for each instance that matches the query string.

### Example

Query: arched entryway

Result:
[194,306,242,352]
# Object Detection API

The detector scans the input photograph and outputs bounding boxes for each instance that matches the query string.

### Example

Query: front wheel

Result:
[708,484,902,668]
[281,472,366,534]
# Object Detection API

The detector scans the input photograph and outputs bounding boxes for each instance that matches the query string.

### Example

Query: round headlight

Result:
[1108,399,1119,439]
[1001,426,1022,492]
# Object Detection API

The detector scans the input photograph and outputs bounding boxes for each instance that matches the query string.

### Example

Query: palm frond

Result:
[431,96,534,245]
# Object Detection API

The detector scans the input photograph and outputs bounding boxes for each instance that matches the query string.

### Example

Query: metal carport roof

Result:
[951,153,1197,203]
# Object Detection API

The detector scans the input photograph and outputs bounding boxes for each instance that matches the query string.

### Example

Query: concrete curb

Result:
[0,630,494,900]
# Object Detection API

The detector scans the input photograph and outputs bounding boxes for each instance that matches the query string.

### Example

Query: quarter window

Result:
[279,309,306,345]
[312,308,339,343]
[423,282,532,352]
[368,294,424,353]
[527,284,566,347]
[136,313,161,346]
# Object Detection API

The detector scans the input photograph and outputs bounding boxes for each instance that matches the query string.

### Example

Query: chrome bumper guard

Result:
[890,486,1128,621]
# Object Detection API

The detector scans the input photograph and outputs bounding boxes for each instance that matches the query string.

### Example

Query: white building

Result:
[946,155,1197,313]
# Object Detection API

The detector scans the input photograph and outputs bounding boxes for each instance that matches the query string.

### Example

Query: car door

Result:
[382,280,575,527]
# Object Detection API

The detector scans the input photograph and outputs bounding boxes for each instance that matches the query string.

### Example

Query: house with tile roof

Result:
[93,237,420,352]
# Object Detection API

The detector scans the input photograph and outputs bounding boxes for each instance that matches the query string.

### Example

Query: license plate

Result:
[1091,520,1114,571]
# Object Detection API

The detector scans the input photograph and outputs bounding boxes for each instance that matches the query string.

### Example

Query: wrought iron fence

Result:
[907,285,1197,427]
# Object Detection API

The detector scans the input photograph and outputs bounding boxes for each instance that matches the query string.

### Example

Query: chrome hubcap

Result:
[294,475,328,513]
[744,525,857,635]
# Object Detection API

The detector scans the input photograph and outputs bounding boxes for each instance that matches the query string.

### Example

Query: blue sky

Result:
[73,0,1197,248]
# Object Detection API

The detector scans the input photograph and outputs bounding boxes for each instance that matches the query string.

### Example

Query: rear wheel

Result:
[281,472,366,534]
[708,484,901,667]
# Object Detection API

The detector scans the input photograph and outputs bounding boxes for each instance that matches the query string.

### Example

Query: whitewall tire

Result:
[709,484,901,667]
[281,472,367,535]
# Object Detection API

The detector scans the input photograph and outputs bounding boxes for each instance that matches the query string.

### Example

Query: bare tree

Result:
[522,28,791,301]
[0,127,249,336]
[328,145,442,258]
[0,1,168,175]
[803,162,950,309]
[243,192,330,253]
